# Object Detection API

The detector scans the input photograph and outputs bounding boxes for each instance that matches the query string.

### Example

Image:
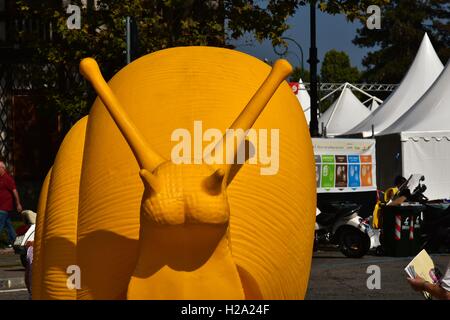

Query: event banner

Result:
[312,138,377,193]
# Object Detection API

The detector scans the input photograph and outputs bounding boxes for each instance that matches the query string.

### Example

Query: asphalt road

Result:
[0,247,448,300]
[306,248,449,300]
[0,248,29,300]
[0,288,29,300]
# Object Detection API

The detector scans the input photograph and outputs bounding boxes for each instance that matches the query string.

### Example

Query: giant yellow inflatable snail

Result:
[32,47,316,300]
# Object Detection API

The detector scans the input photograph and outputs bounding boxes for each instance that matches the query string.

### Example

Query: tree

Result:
[14,0,389,125]
[290,67,310,82]
[320,50,360,83]
[319,50,362,113]
[354,0,449,83]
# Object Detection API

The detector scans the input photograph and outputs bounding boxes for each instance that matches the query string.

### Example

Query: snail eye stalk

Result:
[80,58,166,176]
[207,59,293,186]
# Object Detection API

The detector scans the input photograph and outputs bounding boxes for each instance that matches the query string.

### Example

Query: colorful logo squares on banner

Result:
[348,155,360,163]
[335,164,348,188]
[321,163,335,189]
[321,155,334,163]
[360,155,372,163]
[361,164,373,186]
[348,164,361,188]
[335,155,347,163]
[316,164,321,187]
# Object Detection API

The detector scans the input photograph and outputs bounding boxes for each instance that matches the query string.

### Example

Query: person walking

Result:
[0,161,22,248]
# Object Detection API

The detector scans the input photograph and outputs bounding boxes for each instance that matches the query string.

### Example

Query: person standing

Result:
[0,161,22,248]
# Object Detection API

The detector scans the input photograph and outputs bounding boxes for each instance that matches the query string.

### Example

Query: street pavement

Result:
[0,288,29,300]
[0,247,448,300]
[306,248,449,300]
[0,249,25,288]
[0,248,28,300]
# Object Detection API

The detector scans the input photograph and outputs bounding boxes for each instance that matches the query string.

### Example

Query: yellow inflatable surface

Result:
[34,46,316,300]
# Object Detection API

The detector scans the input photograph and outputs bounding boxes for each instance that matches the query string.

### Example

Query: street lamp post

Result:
[308,0,319,137]
[273,36,304,78]
[125,16,140,64]
[283,37,304,76]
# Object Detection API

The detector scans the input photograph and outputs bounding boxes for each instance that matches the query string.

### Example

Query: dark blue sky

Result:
[230,6,372,71]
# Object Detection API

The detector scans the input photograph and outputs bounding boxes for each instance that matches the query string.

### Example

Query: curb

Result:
[0,277,26,290]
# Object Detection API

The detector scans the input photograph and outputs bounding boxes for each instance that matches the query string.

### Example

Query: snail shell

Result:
[33,47,316,300]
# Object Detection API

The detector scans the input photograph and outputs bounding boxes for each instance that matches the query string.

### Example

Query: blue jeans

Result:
[0,210,16,244]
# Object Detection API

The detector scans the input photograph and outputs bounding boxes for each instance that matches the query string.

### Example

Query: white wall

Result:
[402,133,450,200]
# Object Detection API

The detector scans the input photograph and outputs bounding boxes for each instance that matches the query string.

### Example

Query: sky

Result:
[230,6,372,72]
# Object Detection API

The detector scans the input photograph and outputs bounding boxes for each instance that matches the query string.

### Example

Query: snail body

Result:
[33,47,316,299]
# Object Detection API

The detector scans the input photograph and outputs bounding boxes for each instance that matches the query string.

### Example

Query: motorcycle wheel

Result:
[339,228,370,258]
[375,246,384,256]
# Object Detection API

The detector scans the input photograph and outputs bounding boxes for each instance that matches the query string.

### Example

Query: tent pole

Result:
[347,82,383,103]
[324,83,347,133]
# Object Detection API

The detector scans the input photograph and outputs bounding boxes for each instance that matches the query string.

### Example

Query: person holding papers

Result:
[407,259,450,300]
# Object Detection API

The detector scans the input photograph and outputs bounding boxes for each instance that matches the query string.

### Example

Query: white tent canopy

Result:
[319,87,371,137]
[376,61,450,200]
[292,78,311,123]
[377,130,450,200]
[345,33,444,137]
[381,60,450,135]
[369,100,380,112]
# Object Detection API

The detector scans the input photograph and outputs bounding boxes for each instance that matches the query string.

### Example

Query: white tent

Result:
[319,87,371,137]
[345,33,444,137]
[291,79,311,123]
[369,100,380,112]
[382,61,450,134]
[376,61,450,199]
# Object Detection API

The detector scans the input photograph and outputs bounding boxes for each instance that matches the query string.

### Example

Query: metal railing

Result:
[303,83,399,92]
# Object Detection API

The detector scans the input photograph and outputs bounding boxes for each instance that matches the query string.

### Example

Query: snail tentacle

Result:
[206,59,292,185]
[80,58,166,173]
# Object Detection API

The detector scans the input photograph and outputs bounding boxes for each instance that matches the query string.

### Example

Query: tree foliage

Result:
[320,49,360,83]
[290,67,310,82]
[354,0,449,83]
[14,0,389,123]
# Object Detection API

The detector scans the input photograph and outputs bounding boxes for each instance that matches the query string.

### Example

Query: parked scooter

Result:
[391,174,428,204]
[315,202,381,258]
[13,210,36,267]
